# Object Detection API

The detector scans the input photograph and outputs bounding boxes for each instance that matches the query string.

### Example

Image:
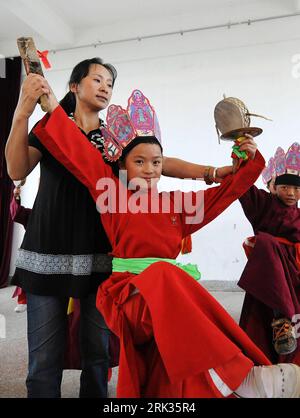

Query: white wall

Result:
[9,18,300,280]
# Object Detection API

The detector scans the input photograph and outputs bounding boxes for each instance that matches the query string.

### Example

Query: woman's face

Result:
[119,142,163,190]
[71,64,113,111]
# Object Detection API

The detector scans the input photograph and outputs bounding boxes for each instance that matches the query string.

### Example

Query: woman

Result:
[6,59,233,398]
[33,86,300,398]
[6,58,116,398]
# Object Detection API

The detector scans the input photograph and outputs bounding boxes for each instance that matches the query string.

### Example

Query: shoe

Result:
[271,318,297,355]
[235,363,300,398]
[14,304,27,313]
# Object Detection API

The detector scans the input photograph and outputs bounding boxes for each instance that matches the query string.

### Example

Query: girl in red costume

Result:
[33,79,300,398]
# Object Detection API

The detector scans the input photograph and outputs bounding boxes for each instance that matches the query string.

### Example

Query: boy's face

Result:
[119,142,163,190]
[275,184,300,206]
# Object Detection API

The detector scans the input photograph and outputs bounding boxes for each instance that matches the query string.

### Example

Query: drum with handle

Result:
[214,95,270,141]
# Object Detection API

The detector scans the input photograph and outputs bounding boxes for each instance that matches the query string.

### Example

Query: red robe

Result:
[34,106,270,398]
[238,186,300,364]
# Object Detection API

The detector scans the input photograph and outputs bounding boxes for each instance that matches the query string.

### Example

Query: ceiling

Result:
[0,0,300,57]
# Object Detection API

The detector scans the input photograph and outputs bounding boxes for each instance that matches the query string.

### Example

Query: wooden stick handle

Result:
[17,36,49,112]
[39,95,49,112]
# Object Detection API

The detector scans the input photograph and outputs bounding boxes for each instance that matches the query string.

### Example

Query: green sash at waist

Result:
[112,257,201,280]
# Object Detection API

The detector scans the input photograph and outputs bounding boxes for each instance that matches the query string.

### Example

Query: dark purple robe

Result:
[238,185,300,364]
[10,197,32,227]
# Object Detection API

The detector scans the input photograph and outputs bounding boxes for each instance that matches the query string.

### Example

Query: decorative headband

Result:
[100,89,161,162]
[262,142,300,184]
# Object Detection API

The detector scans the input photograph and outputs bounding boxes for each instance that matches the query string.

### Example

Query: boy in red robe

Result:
[238,143,300,364]
[30,75,300,397]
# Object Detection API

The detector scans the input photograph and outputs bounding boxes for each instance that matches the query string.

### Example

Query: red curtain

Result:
[0,57,22,288]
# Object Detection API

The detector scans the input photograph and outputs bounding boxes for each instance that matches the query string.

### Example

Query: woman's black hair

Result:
[59,57,117,115]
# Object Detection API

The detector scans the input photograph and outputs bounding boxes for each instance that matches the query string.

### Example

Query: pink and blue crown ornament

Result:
[285,142,300,175]
[100,89,161,162]
[274,147,287,177]
[263,142,300,186]
[262,157,275,185]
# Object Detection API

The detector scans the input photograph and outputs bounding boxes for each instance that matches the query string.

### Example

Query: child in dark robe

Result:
[238,143,300,365]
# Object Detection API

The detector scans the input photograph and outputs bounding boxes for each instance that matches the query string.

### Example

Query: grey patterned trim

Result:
[15,249,112,276]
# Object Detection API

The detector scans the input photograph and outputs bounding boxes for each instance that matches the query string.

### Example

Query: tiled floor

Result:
[0,283,244,398]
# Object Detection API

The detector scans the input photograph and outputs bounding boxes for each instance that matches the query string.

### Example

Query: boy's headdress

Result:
[268,142,300,187]
[262,156,275,185]
[100,89,161,162]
